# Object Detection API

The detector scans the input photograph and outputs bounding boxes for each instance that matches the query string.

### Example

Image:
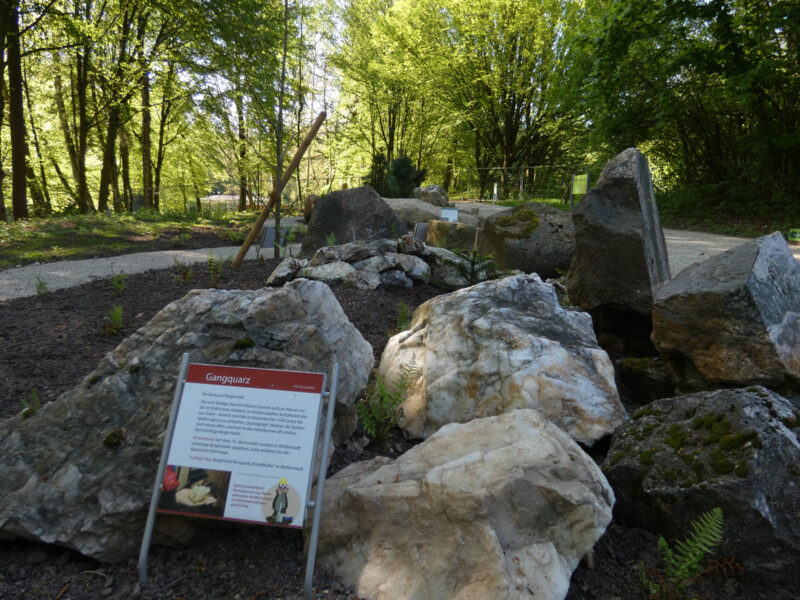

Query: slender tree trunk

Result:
[7,0,29,219]
[273,0,290,253]
[76,49,94,213]
[97,106,122,212]
[154,65,174,212]
[235,90,247,211]
[53,55,81,196]
[141,69,153,209]
[119,124,133,210]
[22,63,52,214]
[0,9,8,222]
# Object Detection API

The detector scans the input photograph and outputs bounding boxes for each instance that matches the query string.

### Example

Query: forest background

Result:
[0,0,797,234]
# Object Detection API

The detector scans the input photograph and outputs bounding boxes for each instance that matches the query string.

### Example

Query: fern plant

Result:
[357,358,419,450]
[638,507,724,599]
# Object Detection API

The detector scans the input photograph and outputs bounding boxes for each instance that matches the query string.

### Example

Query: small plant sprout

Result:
[357,358,420,451]
[207,253,222,287]
[637,507,724,599]
[173,259,195,282]
[111,272,128,296]
[325,231,337,246]
[21,389,42,418]
[105,305,124,335]
[35,276,49,295]
[391,301,411,334]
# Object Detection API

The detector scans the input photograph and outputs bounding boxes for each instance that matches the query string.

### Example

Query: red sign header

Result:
[185,363,324,394]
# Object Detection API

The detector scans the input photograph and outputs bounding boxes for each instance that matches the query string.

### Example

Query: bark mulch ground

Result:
[0,254,793,599]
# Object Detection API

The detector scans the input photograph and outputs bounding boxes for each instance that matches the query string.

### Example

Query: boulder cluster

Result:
[2,147,800,598]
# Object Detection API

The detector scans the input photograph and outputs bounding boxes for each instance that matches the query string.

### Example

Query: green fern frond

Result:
[666,507,724,587]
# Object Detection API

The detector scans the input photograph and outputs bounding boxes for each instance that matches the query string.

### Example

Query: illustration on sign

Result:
[157,363,324,529]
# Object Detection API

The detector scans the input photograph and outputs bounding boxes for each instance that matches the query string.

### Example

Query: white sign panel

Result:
[157,363,324,529]
[440,208,459,223]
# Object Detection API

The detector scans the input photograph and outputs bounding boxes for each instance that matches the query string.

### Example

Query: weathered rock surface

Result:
[566,148,671,316]
[0,280,372,562]
[479,202,575,278]
[652,231,800,391]
[301,186,407,254]
[316,409,615,600]
[378,274,626,444]
[603,386,800,586]
[384,197,487,229]
[425,219,478,250]
[266,257,308,286]
[412,184,449,207]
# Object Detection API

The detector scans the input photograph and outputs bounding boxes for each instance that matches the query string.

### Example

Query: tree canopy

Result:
[1,0,797,218]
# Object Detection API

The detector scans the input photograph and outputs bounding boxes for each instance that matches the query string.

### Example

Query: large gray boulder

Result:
[603,386,800,586]
[378,274,626,445]
[652,231,800,391]
[479,202,575,278]
[316,409,615,600]
[566,148,671,318]
[301,186,407,254]
[0,280,373,562]
[412,184,449,207]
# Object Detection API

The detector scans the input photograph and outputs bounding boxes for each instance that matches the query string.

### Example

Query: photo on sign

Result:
[158,465,232,518]
[261,477,302,526]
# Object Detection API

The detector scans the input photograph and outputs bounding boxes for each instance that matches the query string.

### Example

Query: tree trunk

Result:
[53,54,81,203]
[75,49,94,213]
[235,90,247,211]
[22,62,52,215]
[119,124,133,211]
[141,69,153,209]
[0,8,8,222]
[7,0,29,220]
[97,106,122,212]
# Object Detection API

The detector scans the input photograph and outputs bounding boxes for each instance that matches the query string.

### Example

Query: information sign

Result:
[572,173,589,195]
[440,208,459,223]
[157,363,324,529]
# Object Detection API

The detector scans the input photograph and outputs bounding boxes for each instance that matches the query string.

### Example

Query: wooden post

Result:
[231,111,326,268]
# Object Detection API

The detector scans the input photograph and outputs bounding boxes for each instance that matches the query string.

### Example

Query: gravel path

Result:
[2,228,797,301]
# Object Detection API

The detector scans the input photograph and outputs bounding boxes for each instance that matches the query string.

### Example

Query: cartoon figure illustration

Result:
[267,477,292,524]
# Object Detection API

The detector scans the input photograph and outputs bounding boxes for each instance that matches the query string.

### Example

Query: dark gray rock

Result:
[566,148,671,316]
[479,202,574,278]
[0,280,373,562]
[412,184,449,207]
[301,186,407,255]
[603,386,800,587]
[652,232,800,391]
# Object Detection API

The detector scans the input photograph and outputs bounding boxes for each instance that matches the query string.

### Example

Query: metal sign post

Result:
[138,352,191,584]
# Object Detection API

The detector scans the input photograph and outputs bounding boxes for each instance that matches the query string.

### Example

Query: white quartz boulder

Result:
[315,409,615,600]
[379,274,626,445]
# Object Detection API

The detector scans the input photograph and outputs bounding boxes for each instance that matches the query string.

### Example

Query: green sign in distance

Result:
[789,229,800,243]
[572,173,589,195]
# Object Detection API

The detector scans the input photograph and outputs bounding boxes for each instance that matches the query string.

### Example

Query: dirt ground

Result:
[0,256,795,599]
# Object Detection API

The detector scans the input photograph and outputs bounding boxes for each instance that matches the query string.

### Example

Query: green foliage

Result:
[35,277,49,296]
[111,272,128,296]
[21,389,42,419]
[384,156,425,198]
[325,231,337,246]
[392,301,411,334]
[105,305,124,335]
[363,152,389,195]
[173,259,195,283]
[443,249,503,288]
[207,254,223,287]
[358,359,420,450]
[637,507,724,599]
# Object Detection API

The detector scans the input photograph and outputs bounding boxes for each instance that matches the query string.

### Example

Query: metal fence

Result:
[449,164,591,204]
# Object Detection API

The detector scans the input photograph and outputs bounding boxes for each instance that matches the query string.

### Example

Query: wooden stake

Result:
[231,111,326,268]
